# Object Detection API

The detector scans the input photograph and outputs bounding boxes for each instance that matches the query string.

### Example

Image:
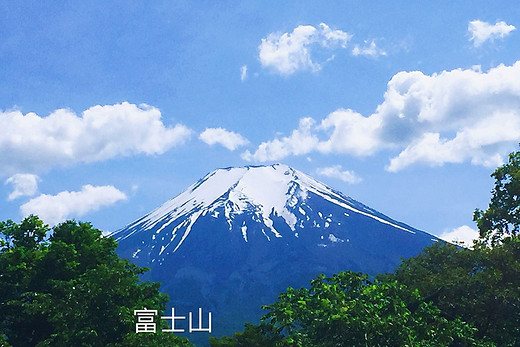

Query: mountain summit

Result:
[114,164,426,258]
[112,164,438,342]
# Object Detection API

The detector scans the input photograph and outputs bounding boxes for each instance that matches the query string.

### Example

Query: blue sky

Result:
[1,1,519,245]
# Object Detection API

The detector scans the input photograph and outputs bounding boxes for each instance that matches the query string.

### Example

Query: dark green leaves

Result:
[394,238,520,346]
[211,270,484,346]
[0,216,192,346]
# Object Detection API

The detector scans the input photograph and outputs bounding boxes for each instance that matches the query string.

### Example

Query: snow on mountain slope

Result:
[112,164,428,261]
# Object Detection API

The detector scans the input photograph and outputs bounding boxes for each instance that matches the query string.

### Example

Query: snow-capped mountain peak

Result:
[113,164,438,342]
[113,164,421,260]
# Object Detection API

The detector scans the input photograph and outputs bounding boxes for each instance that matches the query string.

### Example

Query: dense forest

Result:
[1,148,519,346]
[0,217,192,346]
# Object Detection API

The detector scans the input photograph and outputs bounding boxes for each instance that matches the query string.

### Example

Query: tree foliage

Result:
[209,322,283,347]
[474,148,520,245]
[0,216,192,346]
[393,237,520,346]
[210,271,485,346]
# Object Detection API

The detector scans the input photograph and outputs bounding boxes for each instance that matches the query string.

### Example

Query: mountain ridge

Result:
[113,164,427,255]
[112,163,439,343]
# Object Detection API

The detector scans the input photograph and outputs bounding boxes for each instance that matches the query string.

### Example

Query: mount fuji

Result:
[112,164,439,342]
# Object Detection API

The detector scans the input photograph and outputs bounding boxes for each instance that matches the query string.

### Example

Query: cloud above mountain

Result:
[258,23,351,75]
[244,61,520,171]
[0,102,192,176]
[200,127,249,151]
[242,118,319,161]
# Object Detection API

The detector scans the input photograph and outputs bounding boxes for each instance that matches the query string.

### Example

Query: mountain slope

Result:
[112,164,439,343]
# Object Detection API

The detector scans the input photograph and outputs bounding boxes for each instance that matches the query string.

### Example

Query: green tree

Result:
[209,322,283,347]
[211,271,484,346]
[474,148,520,245]
[392,237,520,346]
[0,334,12,347]
[0,216,192,347]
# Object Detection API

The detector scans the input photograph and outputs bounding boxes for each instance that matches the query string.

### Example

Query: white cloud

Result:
[316,165,362,184]
[258,23,351,75]
[468,20,516,47]
[199,128,249,151]
[381,63,520,171]
[244,110,381,162]
[352,40,387,58]
[438,225,479,248]
[5,173,40,200]
[386,111,519,171]
[246,61,520,171]
[318,109,382,156]
[0,102,192,175]
[240,65,248,81]
[20,185,127,226]
[318,23,350,47]
[242,117,319,161]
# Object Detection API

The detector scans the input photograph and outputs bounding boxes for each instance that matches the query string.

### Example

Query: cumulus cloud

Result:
[0,102,192,175]
[316,165,362,184]
[242,117,319,161]
[468,20,516,47]
[245,61,520,171]
[386,111,519,171]
[20,185,127,226]
[258,23,351,75]
[352,40,387,58]
[318,109,382,156]
[199,128,249,151]
[5,173,40,200]
[438,225,479,248]
[381,63,520,171]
